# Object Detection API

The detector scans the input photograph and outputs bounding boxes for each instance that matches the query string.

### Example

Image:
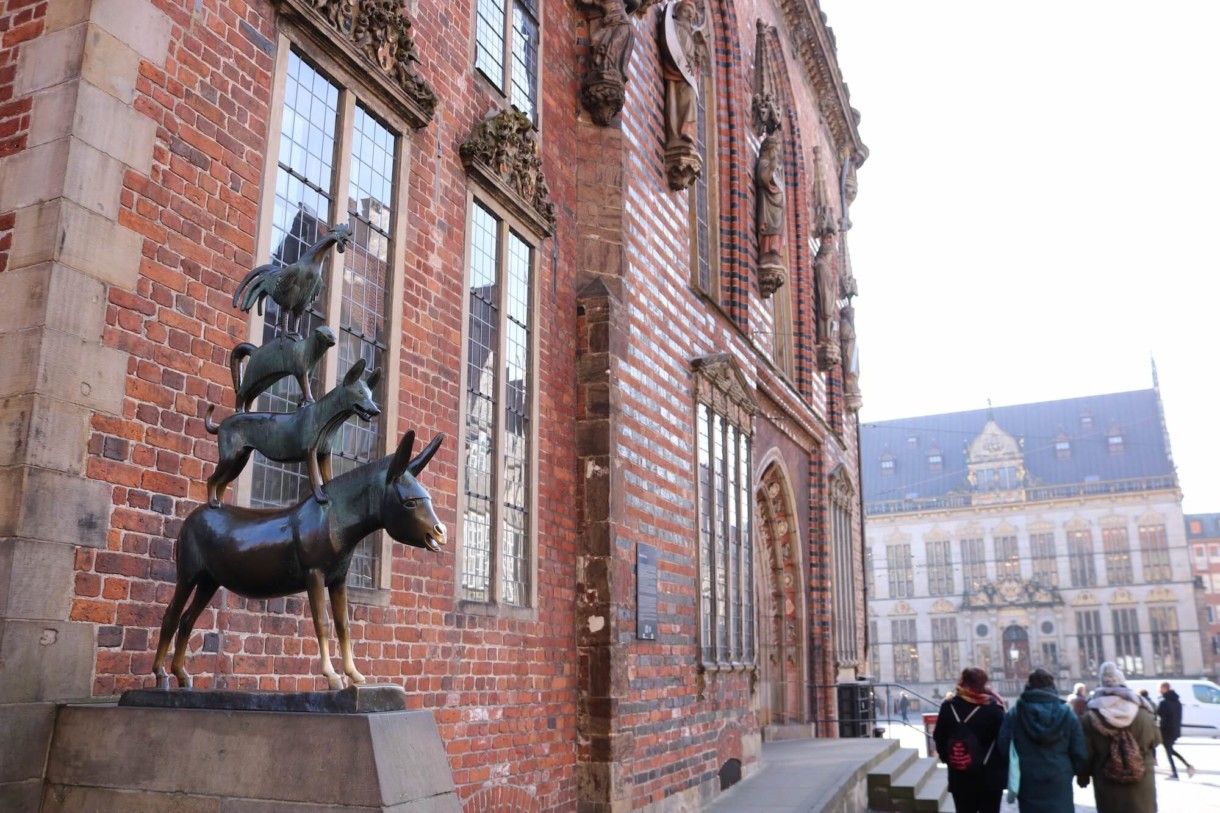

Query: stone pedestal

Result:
[42,700,460,812]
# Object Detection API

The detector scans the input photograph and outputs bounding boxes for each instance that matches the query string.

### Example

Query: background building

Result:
[0,0,869,810]
[862,387,1205,701]
[1186,513,1220,677]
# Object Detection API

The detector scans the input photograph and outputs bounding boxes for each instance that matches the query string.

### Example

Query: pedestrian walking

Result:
[999,668,1087,813]
[933,667,1008,813]
[1158,681,1196,780]
[1077,662,1160,813]
[898,692,910,724]
[1068,682,1088,718]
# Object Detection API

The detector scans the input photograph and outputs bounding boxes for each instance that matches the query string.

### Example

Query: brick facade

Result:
[0,1,868,810]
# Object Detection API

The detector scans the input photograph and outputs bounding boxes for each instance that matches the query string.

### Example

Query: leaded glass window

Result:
[460,202,534,606]
[475,0,540,121]
[1103,527,1133,585]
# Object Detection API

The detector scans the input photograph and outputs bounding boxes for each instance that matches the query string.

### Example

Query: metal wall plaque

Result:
[637,542,657,640]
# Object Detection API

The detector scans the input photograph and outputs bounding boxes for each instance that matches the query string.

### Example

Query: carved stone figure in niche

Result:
[660,0,707,191]
[840,303,861,411]
[581,0,640,126]
[814,220,838,347]
[755,132,787,297]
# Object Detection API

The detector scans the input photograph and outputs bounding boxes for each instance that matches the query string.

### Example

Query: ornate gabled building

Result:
[862,388,1206,700]
[0,0,871,810]
[1186,513,1220,677]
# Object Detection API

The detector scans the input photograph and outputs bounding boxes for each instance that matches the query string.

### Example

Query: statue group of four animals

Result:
[151,224,448,690]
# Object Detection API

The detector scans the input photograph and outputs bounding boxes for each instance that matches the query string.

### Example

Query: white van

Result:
[1123,678,1220,739]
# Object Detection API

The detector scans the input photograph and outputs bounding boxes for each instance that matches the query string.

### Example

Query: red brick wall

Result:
[3,0,865,809]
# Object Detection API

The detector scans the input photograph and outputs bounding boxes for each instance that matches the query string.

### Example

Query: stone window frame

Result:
[925,537,954,596]
[240,30,418,600]
[1111,606,1143,676]
[473,0,543,123]
[1139,523,1173,583]
[1067,526,1097,588]
[691,353,757,672]
[1149,604,1183,674]
[930,617,959,682]
[1076,608,1104,676]
[960,536,987,592]
[830,468,858,668]
[891,618,918,683]
[453,188,545,618]
[1102,525,1134,585]
[885,543,914,600]
[994,533,1020,580]
[1029,529,1059,586]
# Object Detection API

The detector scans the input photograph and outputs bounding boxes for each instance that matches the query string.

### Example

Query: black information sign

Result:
[637,542,658,640]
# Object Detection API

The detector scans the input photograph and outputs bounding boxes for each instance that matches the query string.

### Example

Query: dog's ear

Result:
[366,367,382,390]
[343,357,368,386]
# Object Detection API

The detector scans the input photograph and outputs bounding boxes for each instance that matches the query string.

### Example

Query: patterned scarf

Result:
[955,684,992,705]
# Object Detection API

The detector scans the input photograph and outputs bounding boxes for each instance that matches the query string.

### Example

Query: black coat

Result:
[934,696,1009,793]
[1158,689,1183,741]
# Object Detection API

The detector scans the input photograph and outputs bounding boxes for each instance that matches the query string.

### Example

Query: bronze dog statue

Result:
[152,430,446,689]
[230,326,336,411]
[204,358,381,507]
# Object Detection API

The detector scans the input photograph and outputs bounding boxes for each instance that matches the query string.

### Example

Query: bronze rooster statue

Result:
[232,223,353,338]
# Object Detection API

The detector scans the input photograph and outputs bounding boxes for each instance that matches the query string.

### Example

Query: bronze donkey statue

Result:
[152,430,446,690]
[204,358,380,507]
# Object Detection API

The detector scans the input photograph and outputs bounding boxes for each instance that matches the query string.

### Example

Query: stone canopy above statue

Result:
[961,576,1064,610]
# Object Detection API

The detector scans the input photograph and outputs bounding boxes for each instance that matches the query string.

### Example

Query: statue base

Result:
[41,697,459,812]
[119,682,407,713]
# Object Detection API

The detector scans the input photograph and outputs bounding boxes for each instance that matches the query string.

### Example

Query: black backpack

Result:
[944,703,994,772]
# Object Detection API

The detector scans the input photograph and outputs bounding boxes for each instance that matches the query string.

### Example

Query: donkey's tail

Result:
[204,405,220,434]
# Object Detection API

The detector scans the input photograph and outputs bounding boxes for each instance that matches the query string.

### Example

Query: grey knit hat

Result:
[1099,661,1126,687]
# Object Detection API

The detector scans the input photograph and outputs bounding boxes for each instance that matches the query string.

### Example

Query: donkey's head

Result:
[383,430,446,552]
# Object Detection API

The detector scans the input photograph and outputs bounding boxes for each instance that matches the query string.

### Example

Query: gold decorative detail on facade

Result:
[691,353,758,431]
[1110,588,1137,605]
[1146,586,1178,603]
[890,601,915,616]
[459,110,557,238]
[271,0,437,129]
[930,599,955,614]
[1072,590,1100,606]
[962,577,1063,609]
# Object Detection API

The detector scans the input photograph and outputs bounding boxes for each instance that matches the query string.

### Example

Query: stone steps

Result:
[866,747,951,812]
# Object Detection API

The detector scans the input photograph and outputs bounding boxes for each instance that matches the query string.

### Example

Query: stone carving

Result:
[581,0,640,126]
[204,358,382,507]
[152,430,446,690]
[230,326,337,411]
[660,0,708,191]
[930,598,956,614]
[460,109,556,236]
[813,215,839,368]
[751,20,781,136]
[232,223,352,338]
[962,576,1063,609]
[272,0,437,127]
[691,353,758,430]
[755,131,787,298]
[840,303,861,411]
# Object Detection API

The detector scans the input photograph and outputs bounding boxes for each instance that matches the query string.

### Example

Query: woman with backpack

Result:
[932,667,1008,813]
[998,668,1086,813]
[1077,662,1160,813]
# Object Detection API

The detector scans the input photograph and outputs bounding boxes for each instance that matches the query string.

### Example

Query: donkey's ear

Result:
[366,367,382,390]
[387,430,416,484]
[407,433,445,477]
[343,357,368,386]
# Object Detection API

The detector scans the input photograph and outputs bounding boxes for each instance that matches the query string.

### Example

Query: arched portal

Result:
[755,460,806,726]
[1002,624,1031,681]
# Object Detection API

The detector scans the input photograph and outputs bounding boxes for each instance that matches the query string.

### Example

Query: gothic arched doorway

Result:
[755,460,806,726]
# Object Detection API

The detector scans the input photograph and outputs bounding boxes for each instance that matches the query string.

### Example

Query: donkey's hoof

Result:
[314,490,330,504]
[326,674,343,690]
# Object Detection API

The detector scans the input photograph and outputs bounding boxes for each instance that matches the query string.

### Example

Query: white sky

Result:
[818,1,1220,514]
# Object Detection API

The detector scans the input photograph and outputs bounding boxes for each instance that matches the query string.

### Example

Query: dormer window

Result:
[1107,428,1125,454]
[1055,433,1072,460]
[927,443,943,472]
[880,454,896,476]
[907,435,919,448]
[1080,412,1094,431]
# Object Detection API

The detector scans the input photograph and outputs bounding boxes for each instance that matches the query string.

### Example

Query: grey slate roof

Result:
[1186,514,1220,540]
[861,390,1175,505]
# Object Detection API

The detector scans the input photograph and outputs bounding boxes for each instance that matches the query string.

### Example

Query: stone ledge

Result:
[119,684,408,714]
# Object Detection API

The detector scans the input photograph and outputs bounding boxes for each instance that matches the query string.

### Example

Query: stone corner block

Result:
[0,537,81,621]
[90,0,174,67]
[0,262,108,340]
[0,702,59,783]
[0,620,95,704]
[11,200,143,288]
[0,328,128,414]
[14,25,87,97]
[0,467,112,549]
